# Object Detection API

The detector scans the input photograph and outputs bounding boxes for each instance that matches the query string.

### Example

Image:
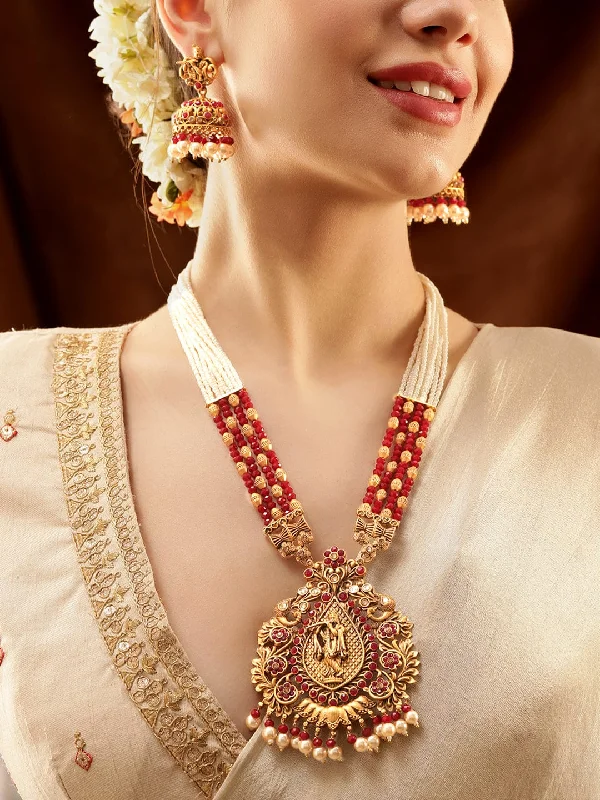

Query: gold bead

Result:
[275,468,287,481]
[376,489,387,501]
[387,417,399,430]
[289,499,302,511]
[378,446,390,459]
[368,475,381,488]
[208,403,219,417]
[391,478,402,491]
[403,400,414,413]
[424,407,435,421]
[408,421,420,433]
[226,416,238,430]
[236,462,248,475]
[358,502,371,514]
[228,393,240,407]
[251,493,262,507]
[254,476,267,489]
[386,461,398,473]
[406,466,418,479]
[246,407,259,421]
[242,423,254,437]
[380,507,392,519]
[257,453,268,467]
[272,484,283,498]
[272,508,283,520]
[395,432,406,444]
[416,436,426,449]
[400,450,412,463]
[240,446,252,458]
[396,496,408,508]
[260,437,272,451]
[222,432,234,446]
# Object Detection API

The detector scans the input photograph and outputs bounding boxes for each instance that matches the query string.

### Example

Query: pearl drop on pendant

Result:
[245,715,260,731]
[374,723,384,737]
[328,746,343,761]
[354,737,369,753]
[367,734,380,752]
[395,719,409,736]
[262,726,277,744]
[381,722,396,740]
[312,746,328,762]
[405,710,419,726]
[299,739,313,756]
[276,733,290,750]
[291,736,300,749]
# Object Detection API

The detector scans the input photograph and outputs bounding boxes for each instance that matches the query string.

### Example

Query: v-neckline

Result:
[54,318,493,796]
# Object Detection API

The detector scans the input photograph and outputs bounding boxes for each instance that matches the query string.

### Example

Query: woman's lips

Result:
[368,82,465,127]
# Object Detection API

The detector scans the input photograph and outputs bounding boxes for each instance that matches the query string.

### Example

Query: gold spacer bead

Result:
[246,407,259,421]
[378,446,390,459]
[275,468,287,481]
[380,508,392,520]
[236,462,248,475]
[272,508,283,520]
[368,475,381,488]
[416,436,426,449]
[391,478,402,491]
[396,496,408,508]
[272,484,283,498]
[242,423,254,437]
[260,437,272,451]
[254,476,267,489]
[406,466,418,479]
[251,493,262,507]
[240,446,252,458]
[257,453,268,467]
[403,400,414,413]
[358,502,371,514]
[226,416,238,430]
[386,461,398,473]
[228,393,240,407]
[222,432,234,446]
[376,489,387,501]
[387,417,399,430]
[289,499,302,511]
[424,408,435,421]
[400,450,412,463]
[408,421,420,433]
[208,403,219,418]
[395,432,406,444]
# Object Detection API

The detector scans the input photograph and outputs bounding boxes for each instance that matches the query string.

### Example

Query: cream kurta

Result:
[0,321,599,800]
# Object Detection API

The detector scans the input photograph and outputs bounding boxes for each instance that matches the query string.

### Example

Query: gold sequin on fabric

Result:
[52,328,247,798]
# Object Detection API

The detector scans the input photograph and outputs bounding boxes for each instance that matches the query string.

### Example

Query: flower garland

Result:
[89,0,206,226]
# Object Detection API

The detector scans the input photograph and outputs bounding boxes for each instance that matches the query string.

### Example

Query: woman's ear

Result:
[154,0,221,61]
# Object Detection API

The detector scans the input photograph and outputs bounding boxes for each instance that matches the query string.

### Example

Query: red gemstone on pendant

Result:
[329,698,338,706]
[265,719,274,727]
[402,704,412,713]
[313,737,323,748]
[369,661,377,670]
[339,592,348,602]
[358,679,366,688]
[350,687,358,696]
[291,726,301,736]
[347,733,357,744]
[362,727,372,738]
[309,688,318,699]
[340,692,349,702]
[250,708,261,719]
[278,724,289,733]
[372,715,382,726]
[391,711,401,721]
[318,693,326,703]
[356,566,365,575]
[304,569,313,578]
[382,714,392,724]
[347,600,355,608]
[364,671,373,681]
[301,682,309,691]
[321,592,331,602]
[326,738,336,748]
[299,731,309,740]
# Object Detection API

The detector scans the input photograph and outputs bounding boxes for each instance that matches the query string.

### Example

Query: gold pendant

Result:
[249,547,420,761]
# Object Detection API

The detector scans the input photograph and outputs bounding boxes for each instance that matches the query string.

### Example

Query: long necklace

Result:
[167,262,449,763]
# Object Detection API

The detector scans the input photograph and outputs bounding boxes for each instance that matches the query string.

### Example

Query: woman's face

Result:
[199,0,514,198]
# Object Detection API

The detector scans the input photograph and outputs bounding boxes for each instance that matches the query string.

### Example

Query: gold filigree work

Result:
[53,328,246,798]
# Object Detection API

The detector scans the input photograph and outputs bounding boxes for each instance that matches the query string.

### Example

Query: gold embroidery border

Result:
[53,328,247,798]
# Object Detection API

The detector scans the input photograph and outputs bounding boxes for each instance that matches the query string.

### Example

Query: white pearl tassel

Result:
[167,261,449,408]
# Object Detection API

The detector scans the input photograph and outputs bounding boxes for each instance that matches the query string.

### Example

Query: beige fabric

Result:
[0,321,599,800]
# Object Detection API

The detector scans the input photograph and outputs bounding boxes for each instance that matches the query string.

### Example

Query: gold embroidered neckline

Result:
[52,325,251,798]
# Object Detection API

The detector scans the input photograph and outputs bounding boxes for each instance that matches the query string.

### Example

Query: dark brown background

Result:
[1,1,599,335]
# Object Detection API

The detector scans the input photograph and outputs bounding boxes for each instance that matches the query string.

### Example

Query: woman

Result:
[0,0,598,798]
